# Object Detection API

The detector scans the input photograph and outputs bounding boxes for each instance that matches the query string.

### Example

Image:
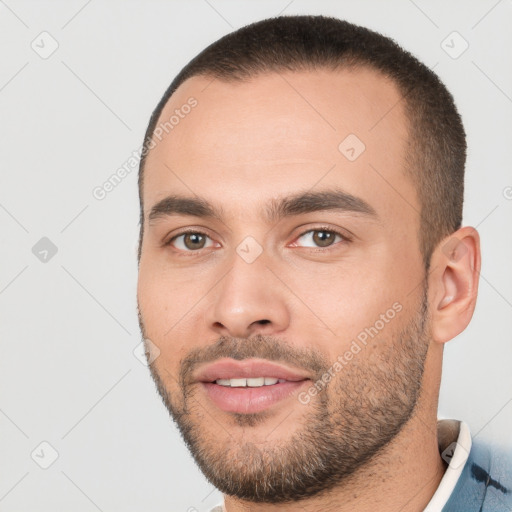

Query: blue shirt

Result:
[442,428,512,511]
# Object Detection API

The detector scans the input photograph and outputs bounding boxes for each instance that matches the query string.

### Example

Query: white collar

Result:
[424,419,472,511]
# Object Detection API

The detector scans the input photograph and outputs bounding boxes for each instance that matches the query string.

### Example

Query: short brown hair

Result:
[138,15,466,269]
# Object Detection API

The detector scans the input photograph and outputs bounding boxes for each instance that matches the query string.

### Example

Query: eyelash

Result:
[164,226,352,254]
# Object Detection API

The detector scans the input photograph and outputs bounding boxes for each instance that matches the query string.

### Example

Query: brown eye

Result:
[183,233,206,250]
[312,230,336,247]
[169,231,214,251]
[294,229,345,249]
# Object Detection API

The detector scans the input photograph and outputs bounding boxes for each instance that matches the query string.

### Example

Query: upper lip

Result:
[194,358,311,383]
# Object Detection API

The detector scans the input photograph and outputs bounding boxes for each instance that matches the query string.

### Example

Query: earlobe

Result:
[429,227,481,344]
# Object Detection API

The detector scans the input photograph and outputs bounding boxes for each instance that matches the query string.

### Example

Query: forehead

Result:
[143,67,416,225]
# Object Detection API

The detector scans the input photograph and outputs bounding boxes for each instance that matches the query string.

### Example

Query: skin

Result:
[137,68,481,511]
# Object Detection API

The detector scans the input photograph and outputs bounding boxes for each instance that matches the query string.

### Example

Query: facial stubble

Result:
[138,286,430,503]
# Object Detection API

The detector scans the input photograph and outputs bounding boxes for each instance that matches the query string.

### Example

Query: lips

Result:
[194,358,311,414]
[194,358,311,383]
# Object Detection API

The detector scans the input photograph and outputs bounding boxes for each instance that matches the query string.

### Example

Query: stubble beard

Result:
[139,287,430,503]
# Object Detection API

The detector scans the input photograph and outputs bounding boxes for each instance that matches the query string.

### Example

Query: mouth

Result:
[194,358,311,414]
[213,377,289,387]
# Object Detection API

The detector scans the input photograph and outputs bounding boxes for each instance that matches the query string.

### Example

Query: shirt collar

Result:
[424,419,472,511]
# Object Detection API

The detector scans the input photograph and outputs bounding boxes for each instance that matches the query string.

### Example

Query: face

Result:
[137,68,430,502]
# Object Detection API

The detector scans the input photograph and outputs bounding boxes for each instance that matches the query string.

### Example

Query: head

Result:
[136,15,480,504]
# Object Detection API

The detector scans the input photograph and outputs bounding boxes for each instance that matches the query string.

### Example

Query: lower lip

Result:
[201,380,309,414]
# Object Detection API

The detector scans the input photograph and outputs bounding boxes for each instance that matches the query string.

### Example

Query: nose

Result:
[205,247,291,339]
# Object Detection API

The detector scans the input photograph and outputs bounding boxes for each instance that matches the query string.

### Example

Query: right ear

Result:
[427,227,481,345]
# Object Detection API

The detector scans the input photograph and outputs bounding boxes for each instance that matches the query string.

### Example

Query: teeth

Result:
[247,377,265,387]
[214,377,285,387]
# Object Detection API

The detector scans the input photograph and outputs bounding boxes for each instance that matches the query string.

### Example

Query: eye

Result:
[167,231,216,251]
[293,228,348,249]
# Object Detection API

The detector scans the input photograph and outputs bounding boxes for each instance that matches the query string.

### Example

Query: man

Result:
[136,15,511,511]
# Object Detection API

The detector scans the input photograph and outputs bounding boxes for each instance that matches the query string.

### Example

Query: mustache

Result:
[179,334,329,387]
[137,306,330,388]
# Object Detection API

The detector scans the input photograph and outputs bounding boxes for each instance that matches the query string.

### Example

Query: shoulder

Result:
[444,436,512,511]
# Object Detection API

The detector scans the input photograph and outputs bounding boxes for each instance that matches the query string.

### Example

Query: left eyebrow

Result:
[265,189,378,223]
[147,188,378,225]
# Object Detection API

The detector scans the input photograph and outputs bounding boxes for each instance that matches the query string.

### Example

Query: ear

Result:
[429,226,481,344]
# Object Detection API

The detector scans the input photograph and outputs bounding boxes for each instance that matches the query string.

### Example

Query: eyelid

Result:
[289,225,353,249]
[163,228,218,249]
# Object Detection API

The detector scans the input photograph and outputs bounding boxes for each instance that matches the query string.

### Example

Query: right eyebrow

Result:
[148,196,224,224]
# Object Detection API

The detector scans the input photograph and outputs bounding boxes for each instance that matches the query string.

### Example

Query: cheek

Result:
[283,261,408,359]
[297,262,393,315]
[138,258,226,381]
[138,259,203,328]
[137,263,195,363]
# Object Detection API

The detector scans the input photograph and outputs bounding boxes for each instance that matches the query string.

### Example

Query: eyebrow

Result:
[147,189,378,225]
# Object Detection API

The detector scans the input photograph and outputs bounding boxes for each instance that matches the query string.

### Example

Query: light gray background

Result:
[1,0,511,510]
